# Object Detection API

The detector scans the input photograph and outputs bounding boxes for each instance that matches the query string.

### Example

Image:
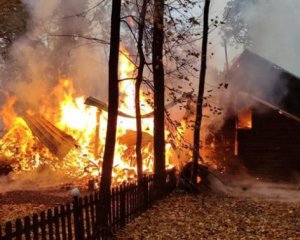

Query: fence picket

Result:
[24,216,31,240]
[89,194,95,235]
[66,203,73,240]
[111,188,116,232]
[116,186,120,229]
[120,184,126,228]
[84,196,91,239]
[32,214,39,240]
[47,209,54,240]
[5,222,13,240]
[15,219,22,240]
[40,211,46,240]
[54,207,60,240]
[125,184,129,224]
[60,205,67,240]
[73,197,84,240]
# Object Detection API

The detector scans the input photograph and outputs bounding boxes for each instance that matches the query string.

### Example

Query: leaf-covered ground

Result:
[0,190,72,225]
[115,190,300,240]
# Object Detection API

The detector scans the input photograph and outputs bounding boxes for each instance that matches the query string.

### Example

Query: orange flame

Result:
[0,45,174,187]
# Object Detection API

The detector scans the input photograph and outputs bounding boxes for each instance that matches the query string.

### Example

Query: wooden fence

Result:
[0,169,176,239]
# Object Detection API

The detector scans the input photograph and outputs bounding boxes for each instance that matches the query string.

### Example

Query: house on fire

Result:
[215,50,300,181]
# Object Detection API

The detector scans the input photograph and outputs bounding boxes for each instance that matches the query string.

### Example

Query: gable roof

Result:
[228,50,300,118]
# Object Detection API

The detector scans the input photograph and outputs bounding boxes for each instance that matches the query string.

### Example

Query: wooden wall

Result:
[238,104,300,181]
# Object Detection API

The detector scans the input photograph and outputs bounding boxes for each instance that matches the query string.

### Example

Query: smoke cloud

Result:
[209,173,300,203]
[0,167,73,193]
[214,0,300,122]
[242,0,300,77]
[1,0,110,110]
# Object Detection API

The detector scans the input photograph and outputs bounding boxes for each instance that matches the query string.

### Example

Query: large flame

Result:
[0,46,174,187]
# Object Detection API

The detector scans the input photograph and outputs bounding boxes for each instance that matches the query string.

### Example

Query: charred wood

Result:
[22,113,77,159]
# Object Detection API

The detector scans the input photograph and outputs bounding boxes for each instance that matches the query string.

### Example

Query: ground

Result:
[115,190,300,240]
[0,189,73,225]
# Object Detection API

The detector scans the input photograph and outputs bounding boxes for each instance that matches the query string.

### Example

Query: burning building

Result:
[215,50,300,181]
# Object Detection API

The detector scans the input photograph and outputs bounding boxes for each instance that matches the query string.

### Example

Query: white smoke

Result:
[2,0,110,109]
[211,0,300,127]
[210,173,300,203]
[0,167,73,193]
[242,0,300,77]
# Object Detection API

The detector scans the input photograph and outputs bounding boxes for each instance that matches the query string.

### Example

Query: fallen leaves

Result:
[115,190,300,239]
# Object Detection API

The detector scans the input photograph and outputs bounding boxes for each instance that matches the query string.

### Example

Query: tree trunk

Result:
[192,0,211,185]
[153,0,166,178]
[98,0,121,231]
[135,0,148,182]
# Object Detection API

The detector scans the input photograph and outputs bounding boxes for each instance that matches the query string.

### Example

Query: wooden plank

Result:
[22,113,77,159]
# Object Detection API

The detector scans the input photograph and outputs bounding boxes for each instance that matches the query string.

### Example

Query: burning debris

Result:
[0,46,176,189]
[22,113,77,159]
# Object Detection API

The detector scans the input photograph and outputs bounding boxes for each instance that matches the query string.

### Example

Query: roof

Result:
[228,50,300,118]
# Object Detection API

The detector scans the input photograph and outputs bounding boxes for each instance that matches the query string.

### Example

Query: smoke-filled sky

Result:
[212,0,300,77]
[244,0,300,77]
[0,0,299,111]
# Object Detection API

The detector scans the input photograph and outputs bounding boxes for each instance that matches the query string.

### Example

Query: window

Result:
[237,108,252,129]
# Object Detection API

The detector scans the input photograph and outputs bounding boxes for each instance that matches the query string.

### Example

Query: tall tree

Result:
[135,0,148,182]
[98,0,121,230]
[152,0,166,178]
[192,0,211,185]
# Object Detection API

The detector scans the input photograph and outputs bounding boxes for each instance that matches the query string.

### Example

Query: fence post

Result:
[73,197,84,240]
[120,184,126,228]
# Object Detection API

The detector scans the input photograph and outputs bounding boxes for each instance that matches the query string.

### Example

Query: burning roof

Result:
[228,50,300,118]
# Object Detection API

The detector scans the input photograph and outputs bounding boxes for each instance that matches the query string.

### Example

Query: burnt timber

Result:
[23,113,77,159]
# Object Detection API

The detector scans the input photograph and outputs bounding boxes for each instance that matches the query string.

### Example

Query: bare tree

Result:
[192,0,211,185]
[153,0,166,178]
[97,0,121,233]
[135,0,149,182]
